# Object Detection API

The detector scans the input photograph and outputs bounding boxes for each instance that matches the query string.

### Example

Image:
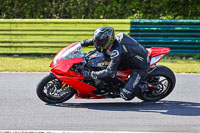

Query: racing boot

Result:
[120,88,135,101]
[120,71,142,101]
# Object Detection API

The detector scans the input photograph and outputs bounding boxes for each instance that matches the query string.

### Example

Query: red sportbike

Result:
[36,42,176,104]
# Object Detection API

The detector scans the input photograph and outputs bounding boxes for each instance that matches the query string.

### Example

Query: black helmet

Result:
[93,26,115,52]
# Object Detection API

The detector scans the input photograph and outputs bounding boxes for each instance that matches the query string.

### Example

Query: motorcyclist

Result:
[81,26,150,100]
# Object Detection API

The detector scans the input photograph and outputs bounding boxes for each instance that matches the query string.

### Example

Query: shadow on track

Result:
[48,100,200,116]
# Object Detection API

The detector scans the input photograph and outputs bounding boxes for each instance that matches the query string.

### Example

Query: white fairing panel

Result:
[150,54,165,65]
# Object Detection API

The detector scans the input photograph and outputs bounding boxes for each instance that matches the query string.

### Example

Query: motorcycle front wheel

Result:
[137,65,176,102]
[36,74,75,104]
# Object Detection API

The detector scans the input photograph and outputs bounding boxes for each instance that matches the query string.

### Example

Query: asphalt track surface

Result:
[0,72,199,132]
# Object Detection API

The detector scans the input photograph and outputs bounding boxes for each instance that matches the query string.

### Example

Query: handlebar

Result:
[81,49,97,71]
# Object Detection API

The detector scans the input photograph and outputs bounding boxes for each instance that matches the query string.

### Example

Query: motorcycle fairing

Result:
[50,42,79,68]
[51,58,84,77]
[116,70,131,81]
[147,47,170,66]
[148,47,170,57]
[51,71,97,98]
[150,54,165,66]
[50,55,99,97]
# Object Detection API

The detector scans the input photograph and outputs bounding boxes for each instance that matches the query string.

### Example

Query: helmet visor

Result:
[93,37,110,52]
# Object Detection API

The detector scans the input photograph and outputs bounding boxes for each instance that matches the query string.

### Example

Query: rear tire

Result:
[36,74,75,104]
[137,65,176,102]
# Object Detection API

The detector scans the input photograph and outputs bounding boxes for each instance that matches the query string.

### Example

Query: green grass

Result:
[159,59,200,73]
[0,56,200,73]
[0,56,53,72]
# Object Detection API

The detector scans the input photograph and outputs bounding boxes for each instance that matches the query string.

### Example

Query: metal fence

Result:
[0,19,200,54]
[129,19,200,55]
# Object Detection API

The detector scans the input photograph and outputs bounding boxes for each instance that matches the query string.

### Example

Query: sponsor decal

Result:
[135,55,144,61]
[97,61,110,66]
[111,50,119,58]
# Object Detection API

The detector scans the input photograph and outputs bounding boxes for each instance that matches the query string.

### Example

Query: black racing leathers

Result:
[81,33,150,100]
[81,33,150,78]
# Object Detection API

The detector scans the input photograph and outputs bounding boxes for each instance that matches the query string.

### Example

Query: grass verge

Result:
[0,56,53,72]
[0,56,200,73]
[159,59,200,73]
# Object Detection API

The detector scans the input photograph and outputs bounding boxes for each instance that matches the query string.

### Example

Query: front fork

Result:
[49,71,67,92]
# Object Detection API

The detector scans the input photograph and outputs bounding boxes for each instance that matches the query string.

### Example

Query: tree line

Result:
[0,0,200,19]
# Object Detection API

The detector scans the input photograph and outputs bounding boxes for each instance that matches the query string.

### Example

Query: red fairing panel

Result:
[50,57,98,98]
[147,47,170,67]
[51,58,84,77]
[116,70,131,81]
[147,47,170,57]
[51,71,97,98]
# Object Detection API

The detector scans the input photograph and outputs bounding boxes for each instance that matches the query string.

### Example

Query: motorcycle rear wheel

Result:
[137,65,176,102]
[36,74,75,104]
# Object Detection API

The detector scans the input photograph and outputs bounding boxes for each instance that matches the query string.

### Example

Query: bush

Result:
[0,0,200,19]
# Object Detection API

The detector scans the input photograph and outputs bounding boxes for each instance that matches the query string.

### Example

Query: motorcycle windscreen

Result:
[50,42,84,68]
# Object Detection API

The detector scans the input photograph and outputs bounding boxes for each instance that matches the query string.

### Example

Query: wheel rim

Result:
[142,75,171,100]
[43,79,73,101]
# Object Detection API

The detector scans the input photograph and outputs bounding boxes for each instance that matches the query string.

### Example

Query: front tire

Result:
[137,65,176,102]
[36,74,75,104]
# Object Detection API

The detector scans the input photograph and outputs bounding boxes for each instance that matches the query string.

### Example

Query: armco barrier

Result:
[129,19,200,55]
[0,19,200,54]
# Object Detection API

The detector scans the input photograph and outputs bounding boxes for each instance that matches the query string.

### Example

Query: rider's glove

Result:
[90,71,97,79]
[80,40,87,47]
[80,39,93,47]
[82,70,91,79]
